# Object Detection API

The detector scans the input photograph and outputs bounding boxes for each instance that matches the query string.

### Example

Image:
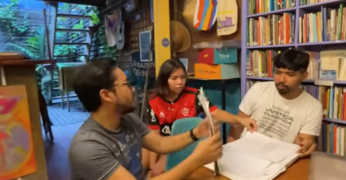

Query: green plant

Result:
[0,0,29,33]
[5,27,58,103]
[90,7,100,25]
[6,27,45,58]
[104,44,117,60]
[54,45,77,56]
[71,19,84,38]
[73,19,84,29]
[60,3,69,12]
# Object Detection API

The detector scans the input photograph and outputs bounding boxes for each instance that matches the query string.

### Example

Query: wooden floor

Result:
[48,104,89,126]
[44,105,88,180]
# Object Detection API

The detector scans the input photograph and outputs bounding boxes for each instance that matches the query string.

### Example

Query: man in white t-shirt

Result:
[230,49,323,157]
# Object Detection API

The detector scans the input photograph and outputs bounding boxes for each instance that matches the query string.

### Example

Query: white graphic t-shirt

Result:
[240,82,323,143]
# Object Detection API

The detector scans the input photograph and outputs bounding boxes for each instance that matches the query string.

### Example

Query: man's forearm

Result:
[149,151,159,168]
[212,109,240,124]
[230,124,244,140]
[157,131,193,154]
[228,110,249,140]
[149,155,200,180]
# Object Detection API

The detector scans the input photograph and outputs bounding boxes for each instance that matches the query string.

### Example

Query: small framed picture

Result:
[179,58,188,71]
[139,30,152,62]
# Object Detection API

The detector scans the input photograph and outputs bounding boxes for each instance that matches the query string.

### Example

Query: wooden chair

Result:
[38,90,54,142]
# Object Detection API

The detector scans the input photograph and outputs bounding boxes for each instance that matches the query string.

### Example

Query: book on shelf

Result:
[247,13,295,46]
[301,85,346,120]
[246,49,346,80]
[299,4,346,43]
[248,0,296,14]
[204,132,300,180]
[300,0,343,6]
[319,123,346,156]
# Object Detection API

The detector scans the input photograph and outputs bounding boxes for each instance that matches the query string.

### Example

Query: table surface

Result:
[0,59,55,66]
[187,158,310,180]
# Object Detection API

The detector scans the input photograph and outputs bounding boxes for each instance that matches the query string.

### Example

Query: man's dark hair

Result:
[273,49,310,72]
[155,59,186,95]
[73,59,118,112]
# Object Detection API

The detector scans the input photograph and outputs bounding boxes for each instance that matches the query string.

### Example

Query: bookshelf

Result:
[240,0,346,154]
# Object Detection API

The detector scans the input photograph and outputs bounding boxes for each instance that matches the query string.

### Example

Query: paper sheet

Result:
[230,132,300,163]
[197,87,216,135]
[197,87,219,175]
[204,132,301,180]
[205,145,285,180]
[206,145,272,179]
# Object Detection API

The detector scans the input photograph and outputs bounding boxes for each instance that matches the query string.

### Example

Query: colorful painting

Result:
[0,85,36,180]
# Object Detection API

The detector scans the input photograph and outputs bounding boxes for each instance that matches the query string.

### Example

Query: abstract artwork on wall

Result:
[0,85,36,180]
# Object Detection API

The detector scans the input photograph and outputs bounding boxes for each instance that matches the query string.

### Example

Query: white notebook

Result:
[205,132,300,180]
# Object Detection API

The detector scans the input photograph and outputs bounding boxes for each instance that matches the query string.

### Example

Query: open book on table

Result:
[205,132,301,180]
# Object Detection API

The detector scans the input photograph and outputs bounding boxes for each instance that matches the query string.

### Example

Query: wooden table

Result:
[56,62,85,111]
[187,158,310,180]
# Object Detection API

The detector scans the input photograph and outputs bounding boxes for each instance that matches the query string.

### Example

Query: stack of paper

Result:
[205,132,301,180]
[197,87,220,175]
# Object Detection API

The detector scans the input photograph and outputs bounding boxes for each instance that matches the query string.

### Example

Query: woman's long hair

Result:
[155,59,187,96]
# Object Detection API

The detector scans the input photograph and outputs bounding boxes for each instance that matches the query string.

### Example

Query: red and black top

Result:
[146,87,218,136]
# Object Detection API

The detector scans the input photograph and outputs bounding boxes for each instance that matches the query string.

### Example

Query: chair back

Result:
[165,117,203,171]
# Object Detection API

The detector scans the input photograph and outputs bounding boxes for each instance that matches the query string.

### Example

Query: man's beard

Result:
[275,83,290,94]
[121,104,136,114]
[117,100,136,114]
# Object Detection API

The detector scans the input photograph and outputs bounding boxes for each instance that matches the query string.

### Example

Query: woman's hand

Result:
[236,117,258,133]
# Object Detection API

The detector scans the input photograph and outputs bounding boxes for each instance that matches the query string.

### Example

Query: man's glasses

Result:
[111,81,132,89]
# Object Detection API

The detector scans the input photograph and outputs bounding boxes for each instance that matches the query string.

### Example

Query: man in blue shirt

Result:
[69,59,223,180]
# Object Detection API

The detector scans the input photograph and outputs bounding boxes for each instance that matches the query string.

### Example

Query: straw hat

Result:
[182,0,196,27]
[170,21,191,52]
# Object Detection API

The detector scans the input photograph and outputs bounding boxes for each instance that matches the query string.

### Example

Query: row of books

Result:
[299,4,346,43]
[300,0,339,6]
[302,85,346,120]
[246,49,346,80]
[245,49,317,79]
[248,0,341,14]
[248,0,296,14]
[318,123,346,156]
[246,50,280,77]
[247,13,295,46]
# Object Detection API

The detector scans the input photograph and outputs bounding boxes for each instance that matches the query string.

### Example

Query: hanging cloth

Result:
[216,0,238,36]
[193,0,218,31]
[105,9,122,47]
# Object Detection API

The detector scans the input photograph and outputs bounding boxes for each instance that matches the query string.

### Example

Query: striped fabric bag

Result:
[193,0,218,31]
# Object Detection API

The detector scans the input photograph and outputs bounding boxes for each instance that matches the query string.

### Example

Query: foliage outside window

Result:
[0,0,29,34]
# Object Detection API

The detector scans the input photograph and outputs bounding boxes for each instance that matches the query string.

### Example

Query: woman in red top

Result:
[144,59,257,177]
